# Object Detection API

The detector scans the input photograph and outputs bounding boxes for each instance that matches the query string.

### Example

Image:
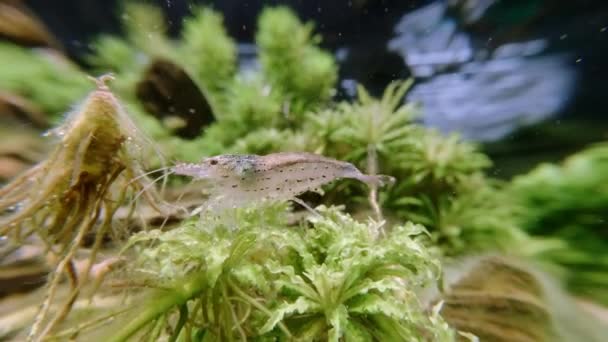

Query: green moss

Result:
[112,204,454,341]
[510,143,608,304]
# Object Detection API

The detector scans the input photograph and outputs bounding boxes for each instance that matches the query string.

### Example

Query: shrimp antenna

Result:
[157,178,196,231]
[158,157,180,196]
[127,165,173,186]
[128,170,175,209]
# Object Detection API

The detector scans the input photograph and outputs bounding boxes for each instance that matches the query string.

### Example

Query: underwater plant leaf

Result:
[343,319,375,342]
[348,293,411,320]
[232,263,269,292]
[320,82,419,164]
[221,76,282,124]
[258,206,452,340]
[260,296,318,334]
[327,304,349,342]
[231,128,310,155]
[386,79,414,109]
[266,262,320,301]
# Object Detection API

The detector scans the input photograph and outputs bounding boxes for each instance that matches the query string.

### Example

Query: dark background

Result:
[22,0,608,176]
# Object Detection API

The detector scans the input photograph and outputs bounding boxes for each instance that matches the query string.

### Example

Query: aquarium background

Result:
[20,0,608,177]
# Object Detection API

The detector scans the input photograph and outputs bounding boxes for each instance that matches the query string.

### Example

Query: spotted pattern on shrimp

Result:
[171,152,395,211]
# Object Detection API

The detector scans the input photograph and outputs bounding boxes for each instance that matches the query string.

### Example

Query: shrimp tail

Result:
[357,174,396,187]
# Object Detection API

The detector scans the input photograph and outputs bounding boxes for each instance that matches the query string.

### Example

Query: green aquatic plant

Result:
[259,207,452,341]
[509,143,608,304]
[120,2,173,58]
[256,6,338,116]
[289,81,531,257]
[98,204,454,341]
[84,3,337,160]
[180,7,237,99]
[194,76,285,156]
[86,36,136,74]
[191,6,338,156]
[305,81,419,164]
[408,180,526,256]
[0,3,339,161]
[0,42,91,120]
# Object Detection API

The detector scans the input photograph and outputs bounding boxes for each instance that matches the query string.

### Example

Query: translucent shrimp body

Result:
[172,152,394,212]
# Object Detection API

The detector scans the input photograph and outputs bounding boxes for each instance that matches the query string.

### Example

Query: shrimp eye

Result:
[209,159,219,165]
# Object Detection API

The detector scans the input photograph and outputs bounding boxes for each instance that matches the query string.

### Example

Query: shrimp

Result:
[171,152,395,214]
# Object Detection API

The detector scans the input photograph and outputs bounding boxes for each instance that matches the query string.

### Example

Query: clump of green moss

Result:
[100,204,454,341]
[509,143,608,304]
[256,6,337,115]
[189,5,338,157]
